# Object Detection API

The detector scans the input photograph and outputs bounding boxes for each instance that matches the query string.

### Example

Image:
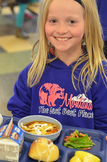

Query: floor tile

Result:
[0,35,33,53]
[0,50,31,75]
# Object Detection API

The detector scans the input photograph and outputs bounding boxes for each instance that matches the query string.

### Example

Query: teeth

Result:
[56,37,69,41]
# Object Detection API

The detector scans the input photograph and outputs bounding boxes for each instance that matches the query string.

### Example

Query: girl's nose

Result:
[56,24,67,34]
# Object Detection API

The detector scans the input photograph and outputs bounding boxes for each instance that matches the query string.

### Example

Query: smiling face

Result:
[45,0,85,57]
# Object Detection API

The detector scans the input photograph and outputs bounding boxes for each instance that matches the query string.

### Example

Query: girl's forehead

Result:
[48,0,84,17]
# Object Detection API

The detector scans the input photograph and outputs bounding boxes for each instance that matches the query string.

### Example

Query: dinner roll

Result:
[28,138,59,162]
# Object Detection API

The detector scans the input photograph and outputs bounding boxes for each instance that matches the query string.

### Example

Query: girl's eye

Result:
[49,19,56,23]
[69,20,76,24]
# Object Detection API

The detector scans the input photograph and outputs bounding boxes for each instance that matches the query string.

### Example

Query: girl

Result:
[7,0,107,133]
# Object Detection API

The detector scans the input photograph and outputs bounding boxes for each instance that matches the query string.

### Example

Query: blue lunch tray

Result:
[0,116,107,162]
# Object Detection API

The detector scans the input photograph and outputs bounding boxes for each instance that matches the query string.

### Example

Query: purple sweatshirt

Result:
[7,52,107,133]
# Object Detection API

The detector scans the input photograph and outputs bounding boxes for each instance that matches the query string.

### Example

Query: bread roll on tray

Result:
[28,138,59,162]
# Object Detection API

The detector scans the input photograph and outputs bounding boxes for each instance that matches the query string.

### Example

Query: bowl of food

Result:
[18,115,62,142]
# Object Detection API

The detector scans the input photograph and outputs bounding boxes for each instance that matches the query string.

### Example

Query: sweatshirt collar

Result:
[48,52,76,69]
[48,49,87,69]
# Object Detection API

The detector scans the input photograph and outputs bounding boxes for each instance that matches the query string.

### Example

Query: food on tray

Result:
[69,151,101,162]
[69,155,81,162]
[0,114,3,126]
[83,156,94,162]
[0,118,24,162]
[28,137,59,162]
[64,130,95,150]
[20,120,59,135]
[75,151,100,162]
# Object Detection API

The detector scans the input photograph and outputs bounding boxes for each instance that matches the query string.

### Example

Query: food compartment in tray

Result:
[59,126,106,152]
[65,149,103,162]
[20,142,63,162]
[19,141,31,162]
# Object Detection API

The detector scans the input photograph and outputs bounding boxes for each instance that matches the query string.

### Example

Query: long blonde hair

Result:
[27,0,107,92]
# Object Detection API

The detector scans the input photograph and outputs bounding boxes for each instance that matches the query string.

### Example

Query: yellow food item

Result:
[75,151,100,162]
[83,156,93,162]
[29,138,59,162]
[69,155,81,162]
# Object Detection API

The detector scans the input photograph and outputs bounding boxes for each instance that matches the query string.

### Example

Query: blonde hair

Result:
[27,0,107,92]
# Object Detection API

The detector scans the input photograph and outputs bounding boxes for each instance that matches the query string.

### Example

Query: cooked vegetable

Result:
[64,130,95,150]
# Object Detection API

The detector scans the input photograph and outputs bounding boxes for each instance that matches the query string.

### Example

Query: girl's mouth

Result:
[55,37,71,41]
